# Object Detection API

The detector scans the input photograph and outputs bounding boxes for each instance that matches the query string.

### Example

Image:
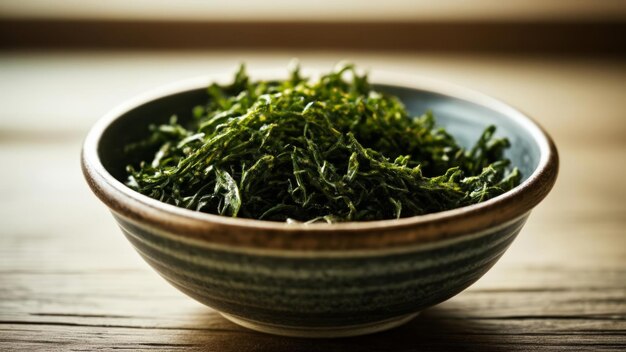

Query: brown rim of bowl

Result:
[81,70,559,251]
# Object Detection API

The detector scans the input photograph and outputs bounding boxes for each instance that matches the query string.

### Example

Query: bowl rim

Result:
[81,69,558,250]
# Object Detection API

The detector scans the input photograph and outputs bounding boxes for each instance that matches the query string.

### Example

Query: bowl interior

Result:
[382,85,539,181]
[98,84,540,188]
[99,88,207,181]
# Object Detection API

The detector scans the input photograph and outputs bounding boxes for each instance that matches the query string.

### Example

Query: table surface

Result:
[1,52,625,351]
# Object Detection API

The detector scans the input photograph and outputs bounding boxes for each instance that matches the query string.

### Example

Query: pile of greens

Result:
[125,63,520,223]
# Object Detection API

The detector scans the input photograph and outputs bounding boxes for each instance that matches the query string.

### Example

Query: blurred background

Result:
[1,0,624,139]
[1,1,625,350]
[2,0,625,52]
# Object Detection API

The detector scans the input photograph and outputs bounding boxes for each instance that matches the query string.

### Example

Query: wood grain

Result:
[1,53,625,351]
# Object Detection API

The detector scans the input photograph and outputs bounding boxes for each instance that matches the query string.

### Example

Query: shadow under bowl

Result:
[81,72,558,337]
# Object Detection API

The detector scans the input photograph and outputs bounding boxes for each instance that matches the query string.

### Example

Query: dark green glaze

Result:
[116,213,525,327]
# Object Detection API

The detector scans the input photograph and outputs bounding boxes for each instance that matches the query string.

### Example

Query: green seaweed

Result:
[125,63,520,223]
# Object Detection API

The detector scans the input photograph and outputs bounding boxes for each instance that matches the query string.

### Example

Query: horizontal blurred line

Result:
[1,19,625,56]
[2,1,625,23]
[0,128,84,144]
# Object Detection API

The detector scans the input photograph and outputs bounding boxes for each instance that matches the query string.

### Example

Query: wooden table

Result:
[1,52,625,351]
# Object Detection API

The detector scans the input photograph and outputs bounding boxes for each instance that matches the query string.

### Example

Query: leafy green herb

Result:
[125,63,520,223]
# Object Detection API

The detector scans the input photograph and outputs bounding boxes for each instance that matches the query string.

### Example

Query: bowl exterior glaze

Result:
[82,72,558,337]
[113,211,527,336]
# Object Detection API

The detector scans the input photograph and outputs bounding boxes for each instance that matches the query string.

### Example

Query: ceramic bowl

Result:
[81,71,558,338]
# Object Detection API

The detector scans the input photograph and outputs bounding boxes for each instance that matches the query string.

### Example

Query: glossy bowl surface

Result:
[82,71,558,337]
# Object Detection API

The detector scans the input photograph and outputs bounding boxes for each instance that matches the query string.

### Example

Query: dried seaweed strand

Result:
[125,63,520,223]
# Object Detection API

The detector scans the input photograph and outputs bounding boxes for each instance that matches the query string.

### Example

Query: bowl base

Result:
[219,311,420,338]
